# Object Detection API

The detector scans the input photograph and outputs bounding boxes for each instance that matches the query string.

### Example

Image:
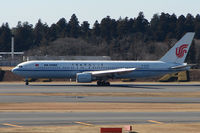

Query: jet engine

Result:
[76,73,92,83]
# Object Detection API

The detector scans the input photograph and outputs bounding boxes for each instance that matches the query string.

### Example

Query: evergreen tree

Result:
[0,23,12,51]
[150,13,160,40]
[195,14,200,39]
[176,15,186,38]
[33,19,49,46]
[100,16,117,41]
[14,21,34,51]
[80,21,90,38]
[117,17,130,38]
[48,24,58,41]
[100,16,112,40]
[92,20,100,36]
[68,14,80,38]
[185,13,195,32]
[157,13,170,41]
[167,14,177,38]
[133,12,149,33]
[186,40,196,64]
[56,18,68,37]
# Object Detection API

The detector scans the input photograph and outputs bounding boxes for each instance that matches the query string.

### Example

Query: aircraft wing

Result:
[85,68,136,78]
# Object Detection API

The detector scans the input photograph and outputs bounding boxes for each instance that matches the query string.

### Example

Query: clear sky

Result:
[1,0,200,28]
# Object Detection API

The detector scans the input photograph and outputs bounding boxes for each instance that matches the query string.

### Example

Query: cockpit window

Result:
[19,65,23,68]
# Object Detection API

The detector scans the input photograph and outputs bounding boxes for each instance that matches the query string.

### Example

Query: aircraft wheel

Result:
[25,79,29,85]
[25,82,29,85]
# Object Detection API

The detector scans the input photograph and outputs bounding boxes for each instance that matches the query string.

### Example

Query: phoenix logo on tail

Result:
[176,44,188,58]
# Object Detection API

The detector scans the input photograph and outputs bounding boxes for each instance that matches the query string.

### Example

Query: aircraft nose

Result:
[11,67,17,73]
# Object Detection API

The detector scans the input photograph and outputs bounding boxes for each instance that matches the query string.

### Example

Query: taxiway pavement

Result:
[0,112,200,127]
[0,83,200,93]
[0,83,200,103]
[0,83,200,127]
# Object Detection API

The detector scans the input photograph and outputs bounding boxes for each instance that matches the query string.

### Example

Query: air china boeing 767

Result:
[12,32,195,86]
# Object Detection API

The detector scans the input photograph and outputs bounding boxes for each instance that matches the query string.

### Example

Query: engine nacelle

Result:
[76,73,92,83]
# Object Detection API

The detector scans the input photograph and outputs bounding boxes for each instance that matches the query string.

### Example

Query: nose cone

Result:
[11,67,17,74]
[12,67,24,77]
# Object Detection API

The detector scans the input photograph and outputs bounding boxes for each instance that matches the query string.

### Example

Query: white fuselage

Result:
[12,60,188,79]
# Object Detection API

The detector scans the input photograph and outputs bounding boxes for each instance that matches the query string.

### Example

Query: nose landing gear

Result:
[25,78,29,85]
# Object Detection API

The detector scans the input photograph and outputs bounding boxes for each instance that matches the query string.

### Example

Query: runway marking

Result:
[148,120,163,124]
[3,123,23,128]
[74,121,93,126]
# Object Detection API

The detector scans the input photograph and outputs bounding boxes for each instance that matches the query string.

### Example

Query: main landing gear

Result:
[97,80,110,86]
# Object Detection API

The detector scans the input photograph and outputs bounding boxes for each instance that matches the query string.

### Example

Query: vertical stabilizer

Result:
[160,32,195,63]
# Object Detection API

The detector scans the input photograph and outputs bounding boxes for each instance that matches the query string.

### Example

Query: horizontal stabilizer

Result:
[170,64,195,69]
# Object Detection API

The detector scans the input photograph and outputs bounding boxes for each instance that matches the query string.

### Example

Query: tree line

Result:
[0,12,200,65]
